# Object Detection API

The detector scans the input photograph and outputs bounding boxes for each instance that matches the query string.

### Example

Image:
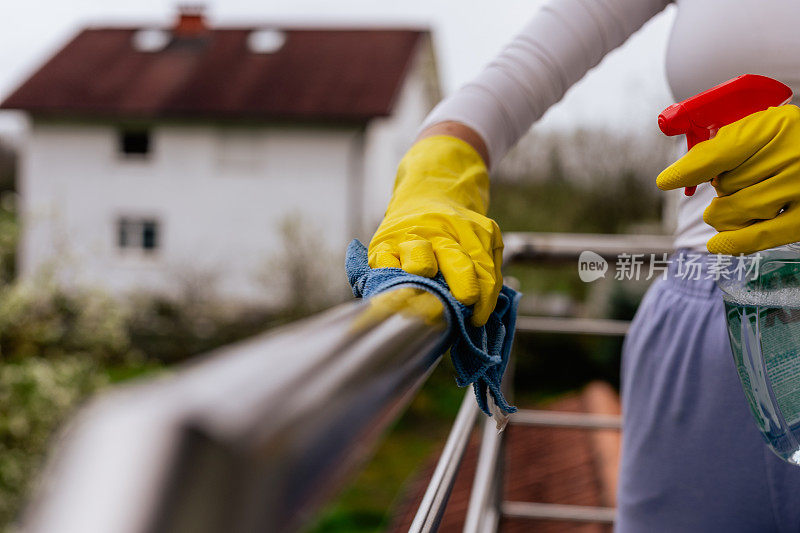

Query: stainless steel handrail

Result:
[511,410,623,430]
[502,501,616,523]
[503,231,673,263]
[516,316,630,336]
[21,286,448,533]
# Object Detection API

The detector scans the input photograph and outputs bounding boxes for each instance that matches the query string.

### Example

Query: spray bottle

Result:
[658,74,793,195]
[659,74,800,464]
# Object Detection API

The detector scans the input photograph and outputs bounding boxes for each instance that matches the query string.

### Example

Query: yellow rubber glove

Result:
[656,105,800,255]
[368,135,503,326]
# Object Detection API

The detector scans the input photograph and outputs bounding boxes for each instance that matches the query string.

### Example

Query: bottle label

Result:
[760,307,800,426]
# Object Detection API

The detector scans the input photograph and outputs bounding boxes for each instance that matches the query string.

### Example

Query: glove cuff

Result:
[392,135,491,215]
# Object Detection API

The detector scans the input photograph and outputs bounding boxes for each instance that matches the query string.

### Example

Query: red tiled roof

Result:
[388,382,621,533]
[0,27,427,123]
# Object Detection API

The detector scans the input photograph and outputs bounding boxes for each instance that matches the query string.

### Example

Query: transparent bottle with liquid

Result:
[719,244,800,464]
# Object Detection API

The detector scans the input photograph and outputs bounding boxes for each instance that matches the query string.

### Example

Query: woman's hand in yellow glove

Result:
[368,135,503,327]
[656,105,800,255]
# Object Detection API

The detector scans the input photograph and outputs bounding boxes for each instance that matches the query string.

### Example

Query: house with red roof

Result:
[0,7,439,303]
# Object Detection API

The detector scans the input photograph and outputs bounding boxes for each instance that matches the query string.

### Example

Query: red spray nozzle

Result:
[657,74,793,196]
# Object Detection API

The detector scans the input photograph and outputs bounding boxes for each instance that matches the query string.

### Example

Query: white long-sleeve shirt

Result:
[422,0,800,250]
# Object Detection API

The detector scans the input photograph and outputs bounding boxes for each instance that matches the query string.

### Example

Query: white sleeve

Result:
[422,0,672,168]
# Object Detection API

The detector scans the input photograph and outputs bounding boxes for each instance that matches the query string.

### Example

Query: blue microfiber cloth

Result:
[346,239,520,417]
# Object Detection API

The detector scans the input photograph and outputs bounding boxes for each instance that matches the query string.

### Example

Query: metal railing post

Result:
[463,350,514,533]
[462,416,503,533]
[409,391,480,533]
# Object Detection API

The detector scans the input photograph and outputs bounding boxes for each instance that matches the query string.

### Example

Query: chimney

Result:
[174,4,208,38]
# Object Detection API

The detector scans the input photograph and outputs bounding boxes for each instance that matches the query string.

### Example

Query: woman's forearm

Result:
[417,121,491,168]
[419,0,671,169]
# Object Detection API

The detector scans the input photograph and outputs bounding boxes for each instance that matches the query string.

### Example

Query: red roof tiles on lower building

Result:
[388,382,621,533]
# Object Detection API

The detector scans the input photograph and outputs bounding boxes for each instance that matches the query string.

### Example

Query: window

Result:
[117,218,160,252]
[119,129,151,157]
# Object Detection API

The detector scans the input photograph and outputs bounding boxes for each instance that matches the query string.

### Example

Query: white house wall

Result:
[20,122,359,304]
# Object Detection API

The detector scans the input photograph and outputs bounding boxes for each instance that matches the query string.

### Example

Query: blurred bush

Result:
[125,293,284,364]
[262,214,349,318]
[490,127,672,234]
[0,357,107,528]
[0,276,285,366]
[0,199,16,284]
[496,127,675,188]
[0,282,132,363]
[490,170,663,234]
[0,207,308,528]
[0,284,286,529]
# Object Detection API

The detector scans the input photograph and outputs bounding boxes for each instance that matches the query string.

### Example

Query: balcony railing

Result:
[19,232,674,533]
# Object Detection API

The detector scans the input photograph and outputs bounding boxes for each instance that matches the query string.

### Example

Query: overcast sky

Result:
[0,0,677,138]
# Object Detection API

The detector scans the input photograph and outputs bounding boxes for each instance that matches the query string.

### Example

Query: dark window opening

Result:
[117,217,160,252]
[142,221,157,250]
[119,129,151,156]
